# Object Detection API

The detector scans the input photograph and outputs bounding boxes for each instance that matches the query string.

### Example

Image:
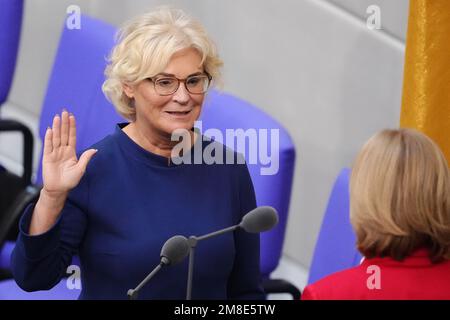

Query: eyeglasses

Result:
[147,73,212,96]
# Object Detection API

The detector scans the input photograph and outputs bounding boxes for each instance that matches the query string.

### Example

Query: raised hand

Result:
[42,110,98,197]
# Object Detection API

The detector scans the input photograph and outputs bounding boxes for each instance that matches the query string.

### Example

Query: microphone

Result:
[186,206,278,300]
[160,235,191,266]
[240,206,279,233]
[127,235,190,300]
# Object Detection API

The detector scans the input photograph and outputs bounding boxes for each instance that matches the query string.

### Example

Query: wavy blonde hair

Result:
[350,128,450,262]
[102,6,223,121]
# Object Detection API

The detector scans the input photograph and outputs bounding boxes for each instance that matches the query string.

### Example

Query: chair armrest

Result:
[262,278,301,300]
[0,185,41,246]
[0,119,34,186]
[0,241,15,277]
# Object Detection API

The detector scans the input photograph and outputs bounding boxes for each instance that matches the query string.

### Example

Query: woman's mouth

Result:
[166,111,190,115]
[165,110,192,118]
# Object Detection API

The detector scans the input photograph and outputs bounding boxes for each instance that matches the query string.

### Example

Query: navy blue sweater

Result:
[11,124,264,299]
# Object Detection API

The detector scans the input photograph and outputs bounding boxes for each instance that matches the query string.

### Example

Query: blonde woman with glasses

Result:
[11,7,264,300]
[303,128,450,300]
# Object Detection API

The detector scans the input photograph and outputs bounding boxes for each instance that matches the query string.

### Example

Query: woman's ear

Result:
[123,83,134,99]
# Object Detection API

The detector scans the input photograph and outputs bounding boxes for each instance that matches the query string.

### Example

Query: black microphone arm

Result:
[186,206,278,300]
[127,235,190,300]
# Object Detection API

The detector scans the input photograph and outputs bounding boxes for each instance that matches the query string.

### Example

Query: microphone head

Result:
[239,206,279,233]
[160,235,190,266]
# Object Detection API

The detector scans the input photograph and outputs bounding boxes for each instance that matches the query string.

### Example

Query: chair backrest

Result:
[200,92,296,277]
[307,168,362,284]
[35,15,124,184]
[0,0,24,105]
[35,15,296,279]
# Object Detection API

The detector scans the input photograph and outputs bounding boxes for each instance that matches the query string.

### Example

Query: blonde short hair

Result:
[350,128,450,262]
[102,6,223,121]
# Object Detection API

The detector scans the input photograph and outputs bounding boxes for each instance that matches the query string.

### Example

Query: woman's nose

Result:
[172,82,190,104]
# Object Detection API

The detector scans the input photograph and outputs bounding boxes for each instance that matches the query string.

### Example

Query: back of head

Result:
[350,128,450,262]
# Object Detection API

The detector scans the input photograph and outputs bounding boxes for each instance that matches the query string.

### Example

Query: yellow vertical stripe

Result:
[400,0,450,164]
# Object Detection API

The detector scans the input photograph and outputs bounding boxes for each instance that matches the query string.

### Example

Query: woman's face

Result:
[124,47,206,136]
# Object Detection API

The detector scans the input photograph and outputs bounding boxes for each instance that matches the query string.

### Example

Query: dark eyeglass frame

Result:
[147,72,212,96]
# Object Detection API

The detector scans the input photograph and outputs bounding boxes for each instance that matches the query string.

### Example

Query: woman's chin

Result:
[163,123,195,136]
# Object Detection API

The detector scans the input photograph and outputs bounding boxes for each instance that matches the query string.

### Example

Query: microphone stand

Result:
[127,235,189,300]
[186,225,239,300]
[127,257,170,300]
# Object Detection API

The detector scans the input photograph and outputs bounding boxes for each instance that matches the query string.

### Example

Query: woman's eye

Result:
[157,78,176,87]
[187,77,202,86]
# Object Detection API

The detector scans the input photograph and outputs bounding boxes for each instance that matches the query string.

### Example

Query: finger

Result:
[60,110,69,146]
[52,114,61,148]
[77,149,98,172]
[43,127,53,155]
[68,113,76,148]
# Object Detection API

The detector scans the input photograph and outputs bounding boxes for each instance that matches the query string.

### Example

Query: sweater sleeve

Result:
[227,160,265,300]
[10,175,89,292]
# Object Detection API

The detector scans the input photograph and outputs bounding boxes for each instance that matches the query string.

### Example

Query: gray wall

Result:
[0,0,409,269]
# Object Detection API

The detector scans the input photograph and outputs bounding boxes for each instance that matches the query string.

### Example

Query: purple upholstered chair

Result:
[200,92,299,298]
[0,0,33,277]
[0,0,23,104]
[307,168,362,285]
[0,14,298,299]
[0,14,118,300]
[0,276,80,300]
